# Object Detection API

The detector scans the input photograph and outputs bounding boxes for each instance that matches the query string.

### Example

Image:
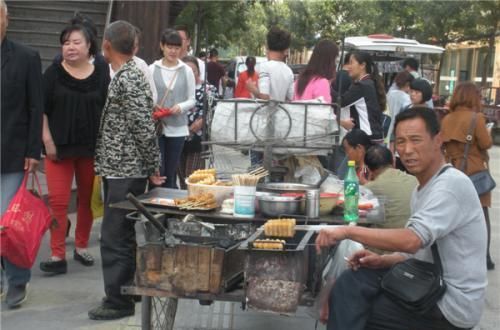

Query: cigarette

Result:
[343,256,350,262]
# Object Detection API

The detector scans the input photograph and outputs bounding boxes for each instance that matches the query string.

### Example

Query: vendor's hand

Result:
[44,141,58,161]
[347,249,384,270]
[340,118,355,130]
[24,158,39,173]
[149,173,166,186]
[245,80,258,95]
[315,226,349,253]
[170,104,181,115]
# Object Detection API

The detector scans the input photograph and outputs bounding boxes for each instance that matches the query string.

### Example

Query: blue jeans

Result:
[159,136,185,189]
[1,171,31,286]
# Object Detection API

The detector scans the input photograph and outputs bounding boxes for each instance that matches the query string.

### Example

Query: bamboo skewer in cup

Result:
[232,169,269,217]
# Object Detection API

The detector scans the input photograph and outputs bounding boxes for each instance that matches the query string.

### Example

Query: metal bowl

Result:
[257,194,304,217]
[258,182,316,193]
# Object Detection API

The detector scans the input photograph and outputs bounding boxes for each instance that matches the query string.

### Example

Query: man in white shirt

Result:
[246,26,294,101]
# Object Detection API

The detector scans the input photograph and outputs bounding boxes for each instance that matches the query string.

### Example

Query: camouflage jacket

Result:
[95,60,159,177]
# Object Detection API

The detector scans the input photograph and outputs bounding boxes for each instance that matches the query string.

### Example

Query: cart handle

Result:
[126,193,167,235]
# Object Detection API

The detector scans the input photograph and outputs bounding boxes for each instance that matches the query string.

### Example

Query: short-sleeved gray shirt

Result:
[406,165,487,328]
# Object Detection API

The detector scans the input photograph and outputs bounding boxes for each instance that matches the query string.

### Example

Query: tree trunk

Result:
[481,34,495,88]
[435,47,447,96]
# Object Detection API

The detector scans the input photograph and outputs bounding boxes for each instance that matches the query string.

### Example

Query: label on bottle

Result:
[344,181,359,222]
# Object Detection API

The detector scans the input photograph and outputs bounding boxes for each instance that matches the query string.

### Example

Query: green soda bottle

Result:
[344,160,359,223]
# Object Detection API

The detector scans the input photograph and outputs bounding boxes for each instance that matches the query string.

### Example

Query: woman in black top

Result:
[341,51,386,143]
[40,24,110,274]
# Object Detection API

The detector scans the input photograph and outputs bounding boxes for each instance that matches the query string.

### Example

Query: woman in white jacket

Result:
[149,29,195,188]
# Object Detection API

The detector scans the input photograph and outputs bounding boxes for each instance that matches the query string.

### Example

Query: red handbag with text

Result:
[0,172,51,268]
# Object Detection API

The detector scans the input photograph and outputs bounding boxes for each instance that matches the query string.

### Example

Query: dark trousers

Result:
[159,136,185,189]
[328,268,470,330]
[100,177,147,309]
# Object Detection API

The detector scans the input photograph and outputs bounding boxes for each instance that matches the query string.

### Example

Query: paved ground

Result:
[1,146,499,330]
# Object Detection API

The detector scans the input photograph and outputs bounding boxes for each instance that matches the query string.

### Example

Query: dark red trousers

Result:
[45,157,94,259]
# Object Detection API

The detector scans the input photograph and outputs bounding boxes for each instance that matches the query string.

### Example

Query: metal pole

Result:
[201,24,209,154]
[263,101,277,171]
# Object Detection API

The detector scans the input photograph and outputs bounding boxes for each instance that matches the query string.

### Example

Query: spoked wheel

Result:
[141,296,178,330]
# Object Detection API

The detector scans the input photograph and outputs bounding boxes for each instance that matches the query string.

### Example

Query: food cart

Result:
[114,187,380,330]
[111,99,383,329]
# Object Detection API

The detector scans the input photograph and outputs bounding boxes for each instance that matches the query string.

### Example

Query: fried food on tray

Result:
[253,239,286,250]
[197,176,216,185]
[188,169,216,183]
[175,192,217,210]
[187,169,234,186]
[264,218,296,238]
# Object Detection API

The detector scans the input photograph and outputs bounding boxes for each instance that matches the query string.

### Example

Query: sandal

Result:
[73,250,94,266]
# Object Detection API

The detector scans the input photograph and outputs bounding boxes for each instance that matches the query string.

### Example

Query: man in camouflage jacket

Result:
[90,20,163,321]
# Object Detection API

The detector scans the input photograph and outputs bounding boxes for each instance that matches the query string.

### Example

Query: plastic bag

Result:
[91,176,104,219]
[0,172,52,268]
[308,239,364,321]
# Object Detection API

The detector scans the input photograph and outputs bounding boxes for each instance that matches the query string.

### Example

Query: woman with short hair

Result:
[40,23,110,274]
[342,129,374,184]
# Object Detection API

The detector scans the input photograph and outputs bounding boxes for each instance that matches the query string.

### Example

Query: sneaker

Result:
[74,250,95,266]
[6,283,28,308]
[40,259,67,274]
[88,304,135,320]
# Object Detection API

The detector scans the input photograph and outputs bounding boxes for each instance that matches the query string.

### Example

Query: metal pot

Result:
[257,195,304,217]
[258,182,316,193]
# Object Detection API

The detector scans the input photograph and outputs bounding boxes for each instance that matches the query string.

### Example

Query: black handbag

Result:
[381,243,446,314]
[460,113,496,195]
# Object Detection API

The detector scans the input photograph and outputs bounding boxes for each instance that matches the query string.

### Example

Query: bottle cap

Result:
[348,160,356,167]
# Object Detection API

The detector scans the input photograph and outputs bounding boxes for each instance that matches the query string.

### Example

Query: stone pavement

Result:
[1,146,499,330]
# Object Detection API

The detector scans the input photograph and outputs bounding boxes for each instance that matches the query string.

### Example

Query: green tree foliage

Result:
[175,1,248,54]
[176,0,500,88]
[470,0,500,86]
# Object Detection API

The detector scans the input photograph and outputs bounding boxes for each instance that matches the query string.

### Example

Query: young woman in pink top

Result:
[293,39,338,103]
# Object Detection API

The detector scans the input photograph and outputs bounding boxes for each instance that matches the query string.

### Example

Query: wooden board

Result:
[135,243,241,296]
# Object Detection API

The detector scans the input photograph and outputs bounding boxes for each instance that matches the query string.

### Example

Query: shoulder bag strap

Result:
[431,243,443,275]
[430,164,452,274]
[158,69,179,108]
[460,112,477,172]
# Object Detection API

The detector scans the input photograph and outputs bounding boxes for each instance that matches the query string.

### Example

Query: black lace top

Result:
[43,61,110,158]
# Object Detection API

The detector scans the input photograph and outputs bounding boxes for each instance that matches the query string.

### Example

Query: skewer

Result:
[248,167,265,175]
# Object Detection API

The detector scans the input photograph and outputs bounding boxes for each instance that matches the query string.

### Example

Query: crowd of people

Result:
[0,0,496,328]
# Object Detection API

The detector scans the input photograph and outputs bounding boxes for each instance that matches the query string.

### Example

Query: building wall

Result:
[5,0,109,70]
[440,37,499,103]
[111,1,187,64]
[5,1,188,69]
